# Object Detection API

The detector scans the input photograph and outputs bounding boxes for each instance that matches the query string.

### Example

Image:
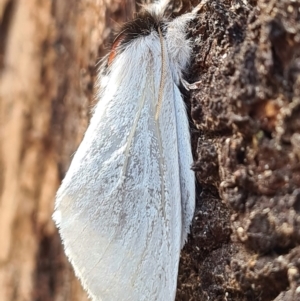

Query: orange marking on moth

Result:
[108,34,125,65]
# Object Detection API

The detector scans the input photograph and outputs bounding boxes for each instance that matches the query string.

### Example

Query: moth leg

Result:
[181,79,202,90]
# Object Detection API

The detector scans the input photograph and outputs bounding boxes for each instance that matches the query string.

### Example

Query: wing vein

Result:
[121,86,147,180]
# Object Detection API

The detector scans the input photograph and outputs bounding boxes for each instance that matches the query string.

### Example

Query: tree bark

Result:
[0,0,131,300]
[0,0,299,301]
[177,1,300,300]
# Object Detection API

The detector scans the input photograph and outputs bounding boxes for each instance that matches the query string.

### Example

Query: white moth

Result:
[53,0,200,300]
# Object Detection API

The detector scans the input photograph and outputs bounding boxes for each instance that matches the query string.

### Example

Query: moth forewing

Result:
[54,1,198,300]
[173,85,195,247]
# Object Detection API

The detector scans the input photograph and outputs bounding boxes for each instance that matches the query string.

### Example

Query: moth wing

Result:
[164,14,196,246]
[54,35,182,301]
[173,85,195,246]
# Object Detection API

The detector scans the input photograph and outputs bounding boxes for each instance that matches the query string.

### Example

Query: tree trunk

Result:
[0,0,299,301]
[0,0,132,300]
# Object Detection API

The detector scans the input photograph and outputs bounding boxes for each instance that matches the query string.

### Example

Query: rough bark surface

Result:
[0,0,299,301]
[177,0,300,300]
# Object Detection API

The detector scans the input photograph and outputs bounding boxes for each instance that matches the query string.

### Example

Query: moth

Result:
[53,0,200,300]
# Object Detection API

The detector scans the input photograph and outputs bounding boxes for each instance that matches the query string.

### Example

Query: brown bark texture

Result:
[0,0,299,301]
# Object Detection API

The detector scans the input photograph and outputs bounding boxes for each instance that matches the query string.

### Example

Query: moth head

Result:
[106,0,197,85]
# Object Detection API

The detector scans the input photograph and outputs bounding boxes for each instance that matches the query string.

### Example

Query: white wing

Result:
[54,31,189,301]
[165,13,196,246]
[173,85,195,246]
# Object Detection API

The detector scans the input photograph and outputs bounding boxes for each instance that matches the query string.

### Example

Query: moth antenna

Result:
[155,26,166,120]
